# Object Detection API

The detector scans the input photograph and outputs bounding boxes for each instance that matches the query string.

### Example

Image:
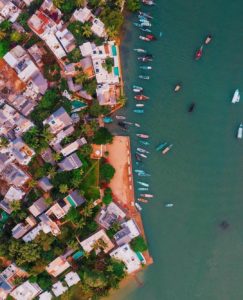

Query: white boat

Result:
[137,181,149,187]
[232,89,240,103]
[136,104,144,107]
[165,203,173,208]
[137,147,150,154]
[134,123,141,127]
[237,123,243,139]
[115,115,126,120]
[135,202,142,211]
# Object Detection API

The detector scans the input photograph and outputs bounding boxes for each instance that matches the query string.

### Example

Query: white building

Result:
[10,281,42,300]
[72,7,92,23]
[46,256,70,277]
[52,281,68,297]
[64,271,80,287]
[39,291,53,300]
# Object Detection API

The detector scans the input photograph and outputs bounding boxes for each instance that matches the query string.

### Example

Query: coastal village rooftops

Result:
[10,280,42,300]
[28,197,50,217]
[46,256,71,277]
[28,10,55,35]
[37,177,53,192]
[56,28,75,53]
[58,152,82,171]
[64,190,86,207]
[12,216,37,239]
[79,42,95,57]
[64,271,80,287]
[110,243,141,274]
[0,0,21,23]
[98,202,126,229]
[96,83,117,106]
[1,163,30,187]
[72,7,92,23]
[39,291,52,300]
[11,138,35,165]
[52,281,68,297]
[80,56,95,78]
[114,219,140,246]
[43,107,73,134]
[80,229,114,253]
[60,138,87,157]
[45,200,71,219]
[91,18,106,38]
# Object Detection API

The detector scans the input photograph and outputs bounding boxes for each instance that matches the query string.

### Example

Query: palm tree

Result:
[0,30,6,41]
[59,184,68,194]
[75,0,85,7]
[52,152,61,162]
[75,71,88,85]
[77,218,86,229]
[41,126,54,143]
[0,136,9,148]
[9,200,21,212]
[82,205,93,218]
[28,179,37,188]
[48,167,57,178]
[82,23,93,38]
[118,95,127,107]
[53,0,64,8]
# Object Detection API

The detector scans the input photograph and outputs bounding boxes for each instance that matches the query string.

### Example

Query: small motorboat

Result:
[140,194,154,198]
[123,121,133,125]
[103,116,113,123]
[174,84,181,92]
[156,142,167,151]
[115,115,126,120]
[134,123,141,128]
[146,34,156,41]
[139,35,150,42]
[162,144,173,155]
[134,94,149,100]
[137,153,147,158]
[188,103,195,112]
[195,45,203,60]
[140,20,152,26]
[138,173,151,177]
[133,85,143,92]
[137,147,150,154]
[136,133,149,139]
[204,34,212,45]
[135,169,145,173]
[140,66,152,70]
[232,89,240,103]
[237,123,243,139]
[139,11,153,19]
[135,202,142,211]
[138,187,149,191]
[138,56,153,62]
[137,198,148,203]
[165,203,173,208]
[137,181,149,187]
[139,140,150,146]
[139,75,150,80]
[134,48,147,53]
[140,27,152,33]
[133,109,144,114]
[142,0,155,6]
[136,103,145,107]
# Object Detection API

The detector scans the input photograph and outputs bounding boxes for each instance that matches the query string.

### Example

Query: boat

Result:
[159,32,163,37]
[133,85,143,92]
[165,203,173,207]
[140,66,152,70]
[140,20,152,26]
[134,48,146,53]
[115,115,126,120]
[146,34,157,40]
[188,103,195,112]
[133,22,143,28]
[139,11,153,19]
[133,109,144,114]
[135,202,142,211]
[136,103,145,107]
[138,16,150,22]
[138,173,151,177]
[232,89,240,103]
[140,27,152,33]
[137,147,150,154]
[134,94,149,100]
[135,169,145,173]
[156,142,167,151]
[135,153,142,161]
[174,84,181,92]
[137,153,147,158]
[139,35,150,42]
[204,35,212,45]
[162,144,173,155]
[137,181,149,187]
[139,75,150,80]
[137,198,148,203]
[139,140,150,146]
[123,121,133,125]
[136,133,149,139]
[134,123,141,128]
[195,45,203,60]
[103,116,113,123]
[237,123,243,139]
[138,187,149,191]
[138,56,153,62]
[140,194,154,198]
[141,0,155,6]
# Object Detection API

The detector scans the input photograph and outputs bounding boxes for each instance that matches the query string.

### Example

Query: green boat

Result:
[156,142,167,151]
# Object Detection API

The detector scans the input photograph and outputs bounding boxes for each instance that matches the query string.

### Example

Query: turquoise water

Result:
[110,1,243,299]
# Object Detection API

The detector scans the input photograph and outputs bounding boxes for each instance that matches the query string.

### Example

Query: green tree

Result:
[75,71,88,85]
[0,40,9,57]
[130,236,148,252]
[100,163,115,183]
[93,127,113,145]
[59,184,68,194]
[9,200,21,212]
[81,270,107,289]
[102,187,113,205]
[0,136,9,148]
[10,31,23,43]
[103,57,114,73]
[117,95,127,107]
[65,207,80,223]
[83,78,97,96]
[75,0,85,7]
[0,30,6,41]
[82,22,93,38]
[67,239,79,250]
[126,0,141,12]
[78,144,92,157]
[35,232,55,251]
[53,0,64,8]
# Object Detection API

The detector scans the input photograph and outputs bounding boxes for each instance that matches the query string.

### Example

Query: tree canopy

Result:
[93,127,113,145]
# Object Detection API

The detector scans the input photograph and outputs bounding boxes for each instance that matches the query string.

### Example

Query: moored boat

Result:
[134,94,149,100]
[140,194,154,198]
[146,34,156,40]
[140,27,152,33]
[204,34,212,45]
[135,202,142,211]
[133,22,143,28]
[139,11,153,19]
[123,121,133,125]
[135,153,142,161]
[139,75,150,80]
[133,109,144,114]
[137,181,149,187]
[135,169,145,173]
[136,133,149,139]
[195,45,203,60]
[137,198,148,203]
[138,56,153,62]
[165,203,173,207]
[188,103,195,112]
[118,121,128,129]
[232,89,240,103]
[237,123,243,139]
[137,153,147,158]
[134,48,146,53]
[115,115,126,120]
[174,84,181,92]
[139,140,150,146]
[138,172,151,177]
[138,187,149,191]
[156,142,167,151]
[137,147,150,154]
[142,0,155,6]
[162,144,173,155]
[136,103,145,107]
[140,66,152,70]
[134,123,141,128]
[133,85,143,92]
[139,35,150,42]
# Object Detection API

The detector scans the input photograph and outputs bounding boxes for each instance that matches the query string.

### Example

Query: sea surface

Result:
[107,1,243,300]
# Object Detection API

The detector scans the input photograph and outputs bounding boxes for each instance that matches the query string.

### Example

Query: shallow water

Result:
[107,1,243,299]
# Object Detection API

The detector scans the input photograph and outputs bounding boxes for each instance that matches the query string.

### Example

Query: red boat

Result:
[134,94,149,101]
[146,34,156,41]
[195,46,203,60]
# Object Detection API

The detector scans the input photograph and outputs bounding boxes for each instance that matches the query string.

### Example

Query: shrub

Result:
[100,163,115,183]
[102,187,112,205]
[130,236,148,252]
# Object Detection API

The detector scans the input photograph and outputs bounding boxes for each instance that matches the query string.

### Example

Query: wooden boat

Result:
[136,133,149,139]
[133,23,143,28]
[135,202,142,211]
[123,121,133,125]
[137,198,148,203]
[237,123,243,139]
[195,45,203,60]
[139,35,150,42]
[140,21,152,27]
[136,103,144,107]
[204,35,212,45]
[133,109,144,114]
[162,144,173,155]
[138,173,151,177]
[115,115,126,120]
[174,84,181,92]
[135,169,145,173]
[134,48,146,53]
[156,142,167,151]
[134,94,149,100]
[188,103,195,112]
[138,56,153,62]
[139,75,150,80]
[232,89,240,103]
[140,194,154,198]
[137,153,147,158]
